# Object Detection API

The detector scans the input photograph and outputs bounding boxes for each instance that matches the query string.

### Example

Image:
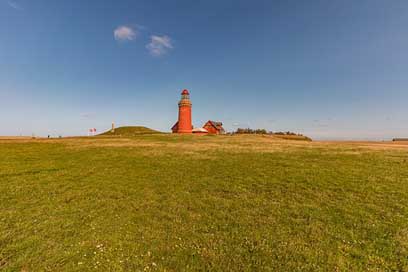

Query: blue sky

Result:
[1,0,407,139]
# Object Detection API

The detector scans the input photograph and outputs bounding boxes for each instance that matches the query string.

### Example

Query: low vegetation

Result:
[394,138,408,142]
[0,135,407,271]
[233,128,312,141]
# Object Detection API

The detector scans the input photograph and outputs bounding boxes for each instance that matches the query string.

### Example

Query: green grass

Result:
[0,135,407,271]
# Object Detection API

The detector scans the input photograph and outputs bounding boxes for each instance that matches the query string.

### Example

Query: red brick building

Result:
[172,89,193,133]
[203,121,225,135]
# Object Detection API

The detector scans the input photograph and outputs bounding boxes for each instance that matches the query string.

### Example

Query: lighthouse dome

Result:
[181,89,189,95]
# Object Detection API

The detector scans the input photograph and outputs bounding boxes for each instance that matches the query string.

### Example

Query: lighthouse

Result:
[171,89,193,133]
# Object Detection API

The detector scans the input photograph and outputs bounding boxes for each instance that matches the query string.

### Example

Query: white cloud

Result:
[114,26,137,42]
[146,35,173,56]
[7,0,21,10]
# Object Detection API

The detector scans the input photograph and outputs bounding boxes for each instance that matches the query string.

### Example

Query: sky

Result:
[1,0,407,140]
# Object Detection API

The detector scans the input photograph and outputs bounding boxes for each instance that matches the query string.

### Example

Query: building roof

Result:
[204,120,225,132]
[171,121,178,131]
[181,89,189,95]
[192,127,208,133]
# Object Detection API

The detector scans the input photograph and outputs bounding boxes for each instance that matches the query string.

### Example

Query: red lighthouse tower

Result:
[171,89,193,133]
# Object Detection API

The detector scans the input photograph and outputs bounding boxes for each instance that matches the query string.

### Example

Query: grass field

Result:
[1,134,407,271]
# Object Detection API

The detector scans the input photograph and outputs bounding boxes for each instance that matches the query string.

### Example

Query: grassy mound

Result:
[99,126,162,136]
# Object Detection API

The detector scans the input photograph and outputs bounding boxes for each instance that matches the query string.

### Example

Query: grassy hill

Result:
[99,126,162,136]
[0,135,407,271]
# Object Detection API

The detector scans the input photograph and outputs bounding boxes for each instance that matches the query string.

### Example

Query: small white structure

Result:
[192,127,208,134]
